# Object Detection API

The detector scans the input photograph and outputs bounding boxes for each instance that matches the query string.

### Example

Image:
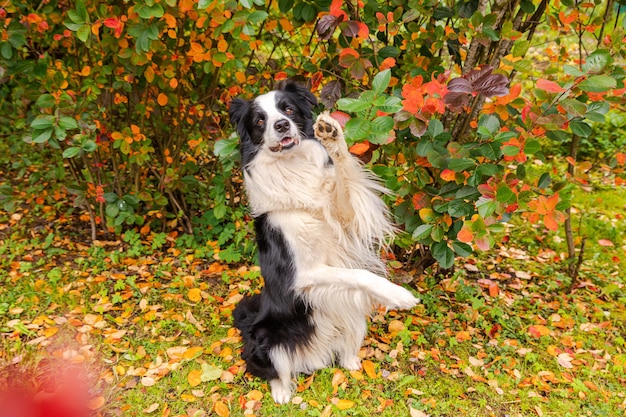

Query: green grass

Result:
[1,172,625,416]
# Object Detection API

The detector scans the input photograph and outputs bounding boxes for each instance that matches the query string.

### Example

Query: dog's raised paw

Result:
[314,112,349,159]
[381,285,420,311]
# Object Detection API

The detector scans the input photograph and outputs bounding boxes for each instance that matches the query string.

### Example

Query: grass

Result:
[1,161,625,416]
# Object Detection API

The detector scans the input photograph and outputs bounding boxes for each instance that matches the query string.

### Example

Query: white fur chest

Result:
[244,140,335,215]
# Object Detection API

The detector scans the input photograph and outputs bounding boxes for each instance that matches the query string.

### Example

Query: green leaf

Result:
[337,98,371,113]
[582,49,612,74]
[524,139,541,155]
[62,147,81,158]
[448,199,473,218]
[448,158,475,172]
[59,116,78,130]
[36,94,56,109]
[248,10,269,24]
[214,137,238,158]
[412,224,433,240]
[200,363,223,382]
[344,118,371,141]
[476,197,496,218]
[570,119,592,137]
[77,24,91,42]
[427,119,444,138]
[32,128,53,144]
[1,42,12,60]
[371,116,394,134]
[559,98,587,117]
[496,184,516,203]
[31,115,55,130]
[81,139,97,152]
[452,241,473,257]
[106,203,120,218]
[432,241,455,269]
[538,172,551,189]
[372,69,391,95]
[578,75,617,93]
[512,40,530,57]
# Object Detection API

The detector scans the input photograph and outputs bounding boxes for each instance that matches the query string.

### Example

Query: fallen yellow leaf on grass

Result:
[456,330,471,342]
[246,390,263,401]
[183,346,204,360]
[214,400,229,417]
[181,393,196,402]
[188,369,202,387]
[188,288,202,302]
[335,399,355,410]
[362,360,377,379]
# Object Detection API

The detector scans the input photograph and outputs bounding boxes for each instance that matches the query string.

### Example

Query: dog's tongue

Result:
[281,137,294,146]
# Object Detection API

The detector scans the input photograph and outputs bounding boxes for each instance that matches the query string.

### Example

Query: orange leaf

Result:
[157,93,168,106]
[528,324,551,338]
[457,228,474,243]
[349,141,371,156]
[183,346,204,360]
[214,401,230,417]
[335,399,355,410]
[362,360,377,379]
[536,79,564,93]
[488,282,499,297]
[246,390,263,401]
[87,396,106,410]
[456,331,471,342]
[187,288,202,302]
[187,369,202,387]
[440,169,456,182]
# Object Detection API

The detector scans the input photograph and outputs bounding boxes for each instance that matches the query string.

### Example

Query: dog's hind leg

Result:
[297,266,420,311]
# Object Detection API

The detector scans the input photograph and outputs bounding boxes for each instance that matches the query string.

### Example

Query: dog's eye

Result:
[284,107,294,116]
[255,118,265,127]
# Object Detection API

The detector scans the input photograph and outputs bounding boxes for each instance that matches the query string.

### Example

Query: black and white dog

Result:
[228,82,419,404]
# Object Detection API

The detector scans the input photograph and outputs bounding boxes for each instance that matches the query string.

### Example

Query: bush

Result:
[1,0,625,271]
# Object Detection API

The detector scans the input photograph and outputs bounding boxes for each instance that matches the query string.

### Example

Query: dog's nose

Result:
[274,119,290,133]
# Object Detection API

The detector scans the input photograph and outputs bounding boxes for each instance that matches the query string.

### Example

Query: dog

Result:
[228,81,420,404]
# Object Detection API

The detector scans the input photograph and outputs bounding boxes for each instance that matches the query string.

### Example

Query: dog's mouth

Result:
[269,136,299,152]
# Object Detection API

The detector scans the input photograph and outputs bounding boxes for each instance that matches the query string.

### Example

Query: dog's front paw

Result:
[340,355,362,371]
[270,379,293,404]
[314,112,349,159]
[381,285,420,311]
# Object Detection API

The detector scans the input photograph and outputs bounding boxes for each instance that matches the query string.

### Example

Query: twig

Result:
[568,238,586,293]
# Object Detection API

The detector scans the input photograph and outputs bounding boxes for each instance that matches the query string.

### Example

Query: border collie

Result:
[228,82,420,404]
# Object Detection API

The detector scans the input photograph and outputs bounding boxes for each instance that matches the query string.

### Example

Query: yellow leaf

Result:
[43,327,59,338]
[188,288,202,302]
[335,399,355,410]
[144,66,155,83]
[188,369,202,387]
[362,360,377,379]
[349,370,364,380]
[247,390,263,401]
[157,93,168,106]
[87,396,106,410]
[235,71,246,83]
[388,320,405,335]
[181,393,196,402]
[455,331,471,342]
[183,346,204,360]
[214,401,229,417]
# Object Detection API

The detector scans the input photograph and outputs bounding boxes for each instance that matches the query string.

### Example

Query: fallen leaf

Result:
[214,401,229,417]
[188,288,202,302]
[183,346,204,360]
[141,376,156,386]
[247,390,263,401]
[201,363,223,382]
[410,407,430,417]
[143,403,160,413]
[528,324,551,338]
[181,393,197,402]
[557,352,574,369]
[87,396,106,410]
[598,239,614,247]
[455,331,471,342]
[188,369,202,387]
[334,399,355,410]
[362,360,377,379]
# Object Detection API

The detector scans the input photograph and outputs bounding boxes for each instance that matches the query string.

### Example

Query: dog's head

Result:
[228,82,317,164]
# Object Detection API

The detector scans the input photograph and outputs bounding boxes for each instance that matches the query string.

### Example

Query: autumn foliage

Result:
[1,0,625,271]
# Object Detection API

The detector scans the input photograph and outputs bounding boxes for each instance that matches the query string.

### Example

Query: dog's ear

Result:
[278,81,318,110]
[228,98,249,127]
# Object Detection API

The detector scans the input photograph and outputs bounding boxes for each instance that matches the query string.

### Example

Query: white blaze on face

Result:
[255,91,299,153]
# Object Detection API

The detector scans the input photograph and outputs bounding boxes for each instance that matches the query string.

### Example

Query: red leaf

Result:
[536,79,565,93]
[103,18,121,29]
